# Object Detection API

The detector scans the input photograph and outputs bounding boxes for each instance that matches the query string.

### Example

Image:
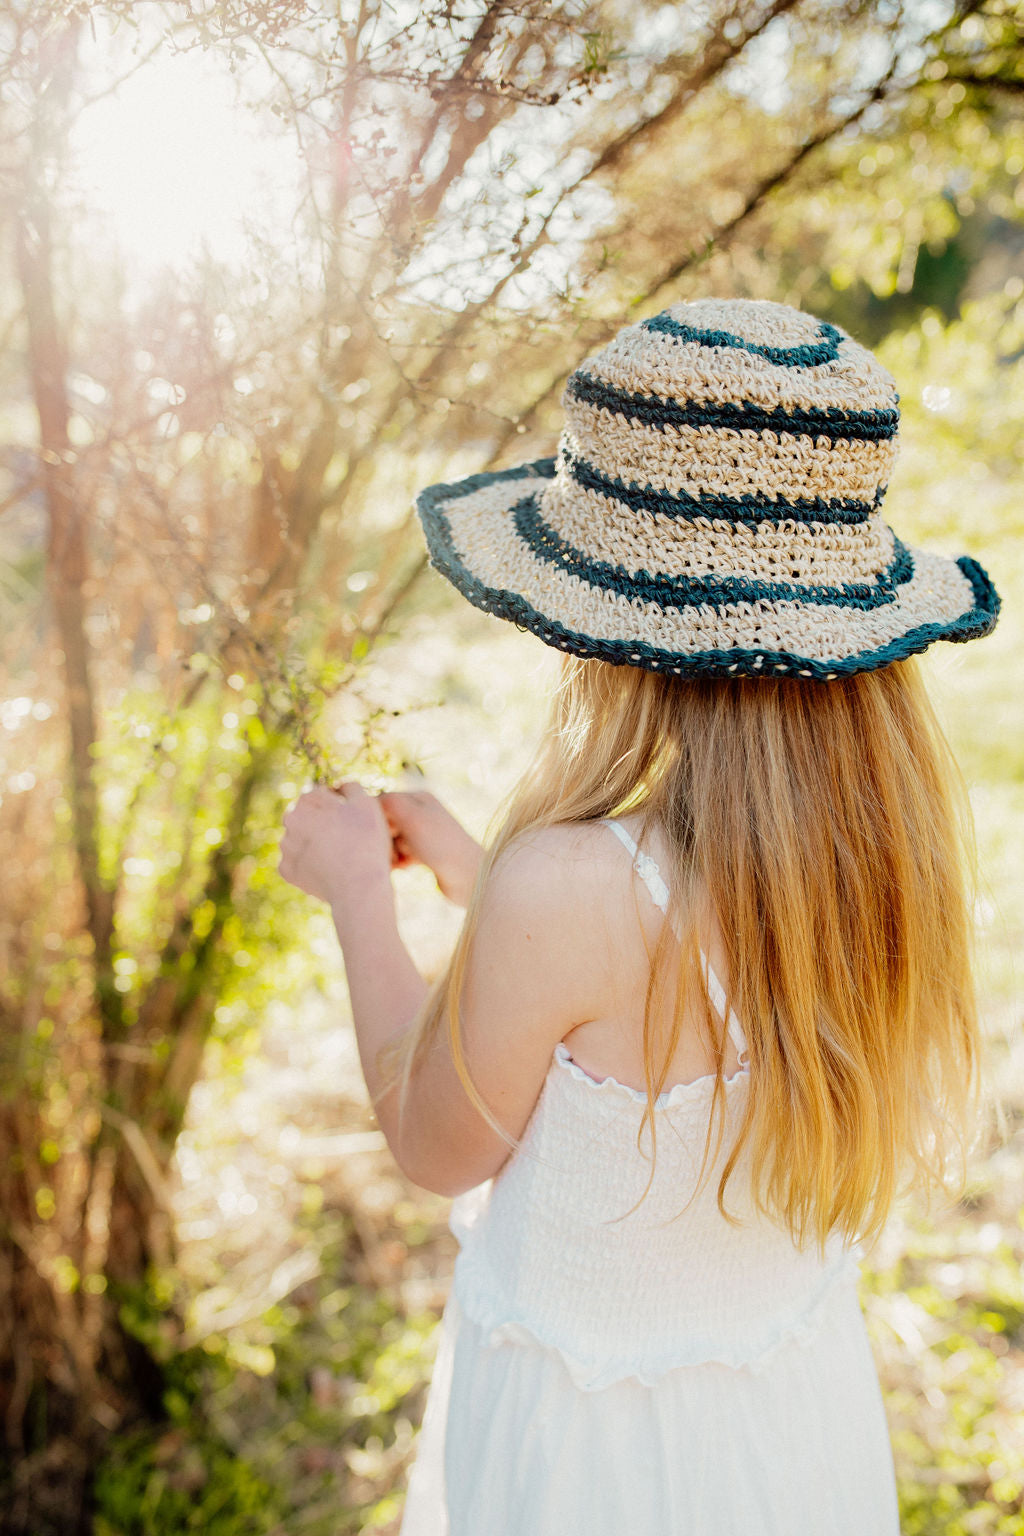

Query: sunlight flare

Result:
[72,44,292,271]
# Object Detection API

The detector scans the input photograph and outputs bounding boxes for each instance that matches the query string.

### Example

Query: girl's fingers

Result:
[330,779,369,799]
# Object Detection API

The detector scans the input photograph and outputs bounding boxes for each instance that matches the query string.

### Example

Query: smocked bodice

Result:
[450,1045,859,1388]
[447,819,861,1390]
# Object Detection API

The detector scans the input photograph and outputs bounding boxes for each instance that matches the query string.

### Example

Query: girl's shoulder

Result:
[489,817,642,896]
[483,816,672,953]
[477,822,602,935]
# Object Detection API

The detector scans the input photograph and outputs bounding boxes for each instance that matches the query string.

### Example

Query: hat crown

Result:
[554,298,900,515]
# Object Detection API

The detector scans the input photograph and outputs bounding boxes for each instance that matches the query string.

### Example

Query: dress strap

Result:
[600,819,750,1066]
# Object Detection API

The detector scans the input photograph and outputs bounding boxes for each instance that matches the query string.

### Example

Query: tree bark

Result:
[15,36,123,1043]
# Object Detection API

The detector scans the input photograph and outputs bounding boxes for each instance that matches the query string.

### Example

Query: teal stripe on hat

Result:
[512,493,914,611]
[641,313,846,369]
[414,465,1001,681]
[567,370,900,442]
[562,449,883,527]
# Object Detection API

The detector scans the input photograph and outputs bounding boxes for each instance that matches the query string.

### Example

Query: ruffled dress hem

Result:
[449,1243,863,1390]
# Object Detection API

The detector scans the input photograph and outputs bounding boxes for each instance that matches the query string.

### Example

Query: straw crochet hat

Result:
[415,298,1001,681]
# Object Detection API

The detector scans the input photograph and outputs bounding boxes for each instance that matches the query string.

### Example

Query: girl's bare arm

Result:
[278,786,598,1196]
[375,830,601,1195]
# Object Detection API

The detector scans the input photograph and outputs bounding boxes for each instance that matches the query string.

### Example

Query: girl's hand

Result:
[377,789,484,907]
[278,781,393,908]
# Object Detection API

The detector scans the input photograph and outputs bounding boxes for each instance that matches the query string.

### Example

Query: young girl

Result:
[278,298,1001,1533]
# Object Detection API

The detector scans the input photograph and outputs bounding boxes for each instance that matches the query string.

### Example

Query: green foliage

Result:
[96,1269,283,1535]
[82,664,385,1062]
[877,295,1024,549]
[93,1430,281,1536]
[93,1211,444,1536]
[863,1222,1024,1534]
[580,29,624,78]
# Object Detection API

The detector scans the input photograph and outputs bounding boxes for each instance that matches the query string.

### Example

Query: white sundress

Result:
[399,818,901,1536]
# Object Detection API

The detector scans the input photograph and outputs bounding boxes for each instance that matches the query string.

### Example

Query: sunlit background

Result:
[66,10,803,298]
[71,44,298,272]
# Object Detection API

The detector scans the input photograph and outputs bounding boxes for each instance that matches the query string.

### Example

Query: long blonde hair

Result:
[383,652,982,1251]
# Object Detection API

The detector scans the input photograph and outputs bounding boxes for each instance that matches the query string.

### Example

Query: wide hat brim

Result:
[415,456,1000,682]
